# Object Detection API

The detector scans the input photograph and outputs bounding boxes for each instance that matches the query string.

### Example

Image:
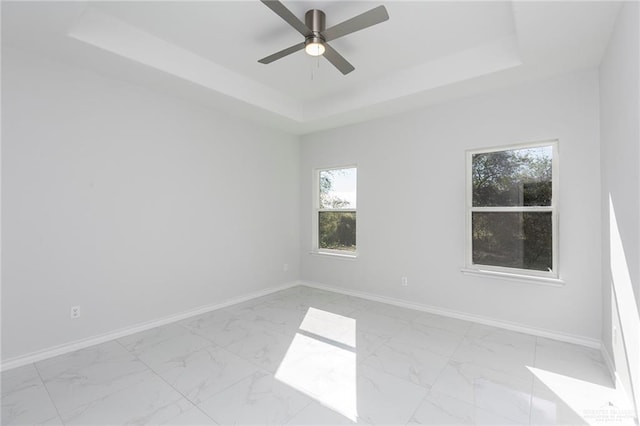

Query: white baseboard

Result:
[0,281,299,372]
[2,279,604,372]
[601,345,617,384]
[301,280,602,349]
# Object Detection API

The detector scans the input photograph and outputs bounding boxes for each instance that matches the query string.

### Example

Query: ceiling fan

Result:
[258,0,389,75]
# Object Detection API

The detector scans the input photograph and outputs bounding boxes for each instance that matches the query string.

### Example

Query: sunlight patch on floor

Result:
[528,366,635,425]
[275,308,358,421]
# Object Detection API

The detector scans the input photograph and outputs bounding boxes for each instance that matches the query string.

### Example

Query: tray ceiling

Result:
[2,1,621,134]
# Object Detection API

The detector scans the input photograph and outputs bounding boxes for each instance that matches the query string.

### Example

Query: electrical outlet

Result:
[70,306,80,319]
[283,263,289,272]
[401,277,408,286]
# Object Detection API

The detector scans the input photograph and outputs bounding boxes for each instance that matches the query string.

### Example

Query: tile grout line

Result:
[354,299,475,423]
[114,313,294,423]
[403,321,472,424]
[463,324,539,424]
[283,400,317,426]
[32,362,66,426]
[529,336,539,426]
[191,346,274,409]
[112,339,219,425]
[404,391,430,425]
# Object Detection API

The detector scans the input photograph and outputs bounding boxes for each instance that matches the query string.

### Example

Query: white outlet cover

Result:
[70,306,81,319]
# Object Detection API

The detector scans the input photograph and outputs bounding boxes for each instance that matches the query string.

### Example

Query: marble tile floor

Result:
[2,286,636,425]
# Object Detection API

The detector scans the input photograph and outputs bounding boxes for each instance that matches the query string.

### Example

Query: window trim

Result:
[312,164,358,258]
[464,140,559,280]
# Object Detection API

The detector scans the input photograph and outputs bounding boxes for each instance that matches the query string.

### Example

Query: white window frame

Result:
[312,165,358,258]
[464,140,560,281]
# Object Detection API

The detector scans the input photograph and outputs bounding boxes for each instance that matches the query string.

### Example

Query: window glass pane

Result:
[472,146,552,207]
[319,211,356,252]
[472,212,552,271]
[320,168,357,209]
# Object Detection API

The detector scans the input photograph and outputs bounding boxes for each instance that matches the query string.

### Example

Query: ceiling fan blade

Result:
[260,0,311,37]
[322,5,389,42]
[323,44,355,75]
[258,42,305,64]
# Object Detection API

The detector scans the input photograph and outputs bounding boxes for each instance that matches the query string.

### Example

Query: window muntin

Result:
[466,141,558,278]
[315,167,357,254]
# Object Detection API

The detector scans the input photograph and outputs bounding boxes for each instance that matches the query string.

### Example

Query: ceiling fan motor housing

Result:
[305,9,326,46]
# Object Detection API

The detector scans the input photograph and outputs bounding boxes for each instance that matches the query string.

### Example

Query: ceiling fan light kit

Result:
[305,40,325,56]
[304,9,326,57]
[258,0,389,75]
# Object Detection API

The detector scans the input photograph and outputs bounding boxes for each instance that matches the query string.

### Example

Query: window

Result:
[314,166,357,255]
[466,141,558,279]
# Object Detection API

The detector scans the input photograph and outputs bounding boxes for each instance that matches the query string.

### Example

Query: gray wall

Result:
[300,70,603,342]
[599,0,640,415]
[1,49,301,361]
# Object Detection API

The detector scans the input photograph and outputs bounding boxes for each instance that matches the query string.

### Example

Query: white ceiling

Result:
[2,1,621,134]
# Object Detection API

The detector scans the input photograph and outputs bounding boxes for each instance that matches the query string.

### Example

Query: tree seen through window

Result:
[318,168,357,252]
[470,144,555,273]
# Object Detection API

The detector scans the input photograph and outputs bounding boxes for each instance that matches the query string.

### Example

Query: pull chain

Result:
[310,55,321,81]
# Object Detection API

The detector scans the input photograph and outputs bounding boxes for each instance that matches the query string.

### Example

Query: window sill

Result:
[309,251,358,260]
[460,268,564,287]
